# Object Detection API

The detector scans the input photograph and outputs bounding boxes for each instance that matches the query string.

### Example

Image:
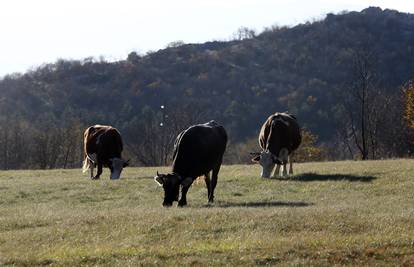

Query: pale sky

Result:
[0,0,413,77]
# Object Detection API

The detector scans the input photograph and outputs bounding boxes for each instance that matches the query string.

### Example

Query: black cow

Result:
[251,112,301,178]
[82,125,129,180]
[154,121,227,207]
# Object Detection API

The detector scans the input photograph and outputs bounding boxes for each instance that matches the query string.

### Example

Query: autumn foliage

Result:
[294,129,326,163]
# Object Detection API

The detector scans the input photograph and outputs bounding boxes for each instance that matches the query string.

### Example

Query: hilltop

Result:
[0,7,413,168]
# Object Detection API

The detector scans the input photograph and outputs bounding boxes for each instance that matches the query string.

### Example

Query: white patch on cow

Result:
[272,164,281,178]
[206,120,218,126]
[82,153,97,173]
[276,148,289,177]
[154,176,164,186]
[258,150,275,178]
[82,159,89,173]
[110,157,124,180]
[89,154,97,162]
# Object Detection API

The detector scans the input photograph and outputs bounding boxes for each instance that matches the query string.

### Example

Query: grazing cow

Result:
[82,125,129,180]
[251,112,301,178]
[154,121,227,207]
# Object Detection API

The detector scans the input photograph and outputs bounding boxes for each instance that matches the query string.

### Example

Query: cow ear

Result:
[154,175,164,186]
[181,177,193,187]
[251,155,261,163]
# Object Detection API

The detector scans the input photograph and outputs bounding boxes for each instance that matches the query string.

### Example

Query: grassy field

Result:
[0,159,413,266]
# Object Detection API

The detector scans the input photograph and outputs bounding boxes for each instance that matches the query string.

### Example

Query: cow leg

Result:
[178,184,192,207]
[204,172,211,202]
[90,162,94,178]
[272,164,281,178]
[93,161,102,179]
[209,162,221,203]
[289,155,294,175]
[282,162,288,176]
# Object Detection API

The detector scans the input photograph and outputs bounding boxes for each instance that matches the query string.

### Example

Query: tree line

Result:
[0,7,414,169]
[0,107,327,169]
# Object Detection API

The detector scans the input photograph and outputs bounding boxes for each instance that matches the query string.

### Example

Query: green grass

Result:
[0,159,413,266]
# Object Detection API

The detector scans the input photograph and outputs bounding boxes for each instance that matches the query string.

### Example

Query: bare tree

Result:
[125,113,169,166]
[340,50,383,160]
[8,120,29,169]
[124,103,208,166]
[61,120,85,169]
[0,117,10,169]
[232,26,256,40]
[28,120,85,169]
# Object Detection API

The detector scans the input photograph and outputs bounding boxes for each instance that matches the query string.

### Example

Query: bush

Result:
[295,129,326,162]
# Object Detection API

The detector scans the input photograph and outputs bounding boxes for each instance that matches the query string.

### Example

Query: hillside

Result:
[1,160,413,265]
[0,7,413,168]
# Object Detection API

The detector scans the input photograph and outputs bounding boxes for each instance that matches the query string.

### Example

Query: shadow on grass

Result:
[275,172,376,182]
[128,176,154,179]
[211,200,313,208]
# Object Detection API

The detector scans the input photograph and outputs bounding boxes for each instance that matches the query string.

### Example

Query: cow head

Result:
[251,148,289,178]
[154,171,192,207]
[109,158,129,179]
[251,150,276,178]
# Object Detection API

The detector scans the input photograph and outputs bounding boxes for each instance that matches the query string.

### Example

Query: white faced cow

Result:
[82,125,129,180]
[251,112,301,178]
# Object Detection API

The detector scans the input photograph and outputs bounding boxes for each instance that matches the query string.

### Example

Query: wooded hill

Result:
[0,7,413,168]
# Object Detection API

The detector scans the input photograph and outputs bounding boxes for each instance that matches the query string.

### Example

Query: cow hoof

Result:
[91,176,100,180]
[178,200,187,207]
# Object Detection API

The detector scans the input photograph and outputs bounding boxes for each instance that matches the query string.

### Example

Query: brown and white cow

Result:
[82,125,129,180]
[251,112,301,178]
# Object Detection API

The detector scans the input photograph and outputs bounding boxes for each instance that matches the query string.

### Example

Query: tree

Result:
[294,129,326,162]
[232,27,256,40]
[124,103,208,166]
[376,93,412,157]
[223,137,258,165]
[403,81,414,129]
[166,40,185,48]
[0,117,10,169]
[60,120,85,169]
[340,50,383,160]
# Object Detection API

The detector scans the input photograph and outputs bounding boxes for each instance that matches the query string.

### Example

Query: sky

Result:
[1,0,413,77]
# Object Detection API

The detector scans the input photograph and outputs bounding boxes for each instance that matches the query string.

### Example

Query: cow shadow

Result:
[274,172,376,182]
[209,200,313,208]
[128,176,154,179]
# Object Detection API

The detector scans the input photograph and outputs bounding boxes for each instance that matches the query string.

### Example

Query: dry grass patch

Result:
[0,159,413,266]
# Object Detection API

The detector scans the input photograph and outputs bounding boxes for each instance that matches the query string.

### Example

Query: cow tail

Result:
[82,157,90,173]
